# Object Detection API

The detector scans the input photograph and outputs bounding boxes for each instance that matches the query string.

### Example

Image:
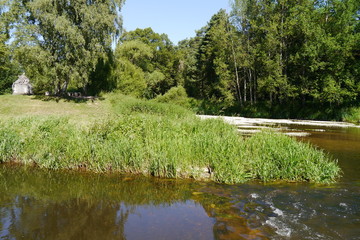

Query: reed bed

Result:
[0,94,341,183]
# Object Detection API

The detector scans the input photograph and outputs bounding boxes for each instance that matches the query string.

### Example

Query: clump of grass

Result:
[341,107,360,123]
[0,93,341,184]
[244,131,341,183]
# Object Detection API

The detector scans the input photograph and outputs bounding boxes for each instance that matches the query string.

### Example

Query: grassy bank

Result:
[0,94,341,183]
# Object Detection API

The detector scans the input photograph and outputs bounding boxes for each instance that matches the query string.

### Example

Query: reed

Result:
[0,94,341,183]
[341,107,360,123]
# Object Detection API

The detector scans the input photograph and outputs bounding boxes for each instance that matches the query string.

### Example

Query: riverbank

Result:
[198,115,360,137]
[198,115,360,128]
[193,100,360,124]
[0,94,341,183]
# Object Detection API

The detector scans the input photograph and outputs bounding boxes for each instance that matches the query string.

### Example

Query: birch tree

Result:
[9,0,125,94]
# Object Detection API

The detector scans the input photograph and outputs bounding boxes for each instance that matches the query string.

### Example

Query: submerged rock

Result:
[176,166,212,180]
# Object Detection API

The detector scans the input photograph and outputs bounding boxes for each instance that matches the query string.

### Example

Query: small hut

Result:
[12,73,33,95]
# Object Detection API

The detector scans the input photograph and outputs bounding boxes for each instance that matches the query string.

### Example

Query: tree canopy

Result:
[7,0,125,94]
[1,0,359,117]
[174,0,360,108]
[112,28,178,98]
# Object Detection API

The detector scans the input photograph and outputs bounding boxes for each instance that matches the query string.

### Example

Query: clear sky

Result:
[121,0,232,45]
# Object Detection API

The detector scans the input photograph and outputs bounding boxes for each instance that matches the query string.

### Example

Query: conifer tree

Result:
[196,10,237,105]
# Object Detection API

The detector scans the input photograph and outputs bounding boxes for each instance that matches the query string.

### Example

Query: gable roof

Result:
[14,73,31,85]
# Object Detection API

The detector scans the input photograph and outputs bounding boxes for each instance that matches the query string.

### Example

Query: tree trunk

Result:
[61,80,69,95]
[244,68,247,102]
[249,69,253,105]
[227,23,243,106]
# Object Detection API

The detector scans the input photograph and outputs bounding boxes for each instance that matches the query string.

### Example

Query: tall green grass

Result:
[244,132,341,183]
[341,107,360,123]
[0,94,341,183]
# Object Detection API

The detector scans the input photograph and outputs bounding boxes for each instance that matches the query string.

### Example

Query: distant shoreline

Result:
[198,115,360,128]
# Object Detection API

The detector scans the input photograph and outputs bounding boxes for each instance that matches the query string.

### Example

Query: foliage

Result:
[1,0,359,121]
[108,92,192,119]
[341,106,360,123]
[229,0,360,105]
[173,1,360,115]
[0,37,20,94]
[8,0,125,94]
[0,94,341,184]
[196,10,237,106]
[0,7,20,94]
[154,86,191,108]
[112,28,178,98]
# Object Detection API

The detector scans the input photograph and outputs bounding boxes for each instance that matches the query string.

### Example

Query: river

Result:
[0,121,359,239]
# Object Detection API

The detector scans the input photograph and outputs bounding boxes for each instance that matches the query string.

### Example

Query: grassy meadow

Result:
[0,94,341,184]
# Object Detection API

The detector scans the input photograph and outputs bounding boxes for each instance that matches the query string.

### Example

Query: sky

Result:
[121,0,232,45]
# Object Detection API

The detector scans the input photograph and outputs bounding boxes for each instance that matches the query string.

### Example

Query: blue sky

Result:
[121,0,232,44]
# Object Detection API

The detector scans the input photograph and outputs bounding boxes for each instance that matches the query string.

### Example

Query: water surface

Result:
[1,125,360,239]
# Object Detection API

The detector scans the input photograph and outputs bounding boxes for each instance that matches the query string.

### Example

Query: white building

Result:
[12,73,33,95]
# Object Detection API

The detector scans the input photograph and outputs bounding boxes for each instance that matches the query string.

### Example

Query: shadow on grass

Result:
[32,95,104,103]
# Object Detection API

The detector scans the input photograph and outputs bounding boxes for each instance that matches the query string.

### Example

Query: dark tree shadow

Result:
[31,95,104,103]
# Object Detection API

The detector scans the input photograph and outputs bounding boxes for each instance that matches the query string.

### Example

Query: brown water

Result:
[1,125,360,239]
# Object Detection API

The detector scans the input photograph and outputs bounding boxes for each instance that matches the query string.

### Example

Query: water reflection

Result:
[1,124,360,240]
[1,197,130,239]
[304,127,360,183]
[0,166,214,240]
[124,202,213,240]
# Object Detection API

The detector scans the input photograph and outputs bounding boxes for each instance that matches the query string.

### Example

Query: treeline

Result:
[180,0,360,109]
[1,0,360,112]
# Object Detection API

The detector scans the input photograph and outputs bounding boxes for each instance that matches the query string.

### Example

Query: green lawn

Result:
[0,95,109,125]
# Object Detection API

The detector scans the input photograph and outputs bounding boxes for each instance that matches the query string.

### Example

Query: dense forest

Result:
[1,0,360,118]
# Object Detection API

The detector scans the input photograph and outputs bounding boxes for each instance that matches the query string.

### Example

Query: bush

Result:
[108,92,192,119]
[154,86,191,108]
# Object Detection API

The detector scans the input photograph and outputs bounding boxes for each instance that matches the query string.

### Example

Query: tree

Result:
[0,35,13,94]
[113,28,177,98]
[176,35,203,98]
[0,2,20,94]
[121,28,177,96]
[195,10,237,106]
[230,0,360,106]
[287,0,360,104]
[111,40,152,97]
[9,0,125,94]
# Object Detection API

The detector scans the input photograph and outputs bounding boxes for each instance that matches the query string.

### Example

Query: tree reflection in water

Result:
[1,198,130,240]
[0,165,267,240]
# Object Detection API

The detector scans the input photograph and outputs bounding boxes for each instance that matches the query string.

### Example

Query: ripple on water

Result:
[265,217,292,238]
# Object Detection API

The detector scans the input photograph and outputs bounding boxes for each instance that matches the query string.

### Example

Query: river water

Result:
[0,124,360,239]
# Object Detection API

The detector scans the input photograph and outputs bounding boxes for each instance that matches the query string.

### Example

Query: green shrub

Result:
[341,107,360,123]
[108,92,192,119]
[154,86,191,108]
